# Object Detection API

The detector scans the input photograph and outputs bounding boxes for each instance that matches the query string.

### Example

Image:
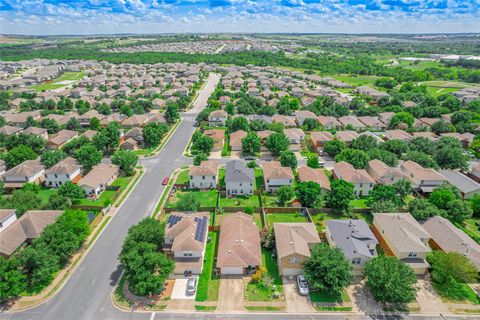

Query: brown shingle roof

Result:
[189,160,219,177]
[274,222,320,259]
[262,161,294,180]
[297,165,331,191]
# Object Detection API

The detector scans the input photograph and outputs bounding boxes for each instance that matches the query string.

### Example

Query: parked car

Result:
[162,177,170,185]
[296,275,309,296]
[186,277,197,296]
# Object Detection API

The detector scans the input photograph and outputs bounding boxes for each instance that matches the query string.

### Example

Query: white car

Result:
[296,275,309,296]
[186,277,197,296]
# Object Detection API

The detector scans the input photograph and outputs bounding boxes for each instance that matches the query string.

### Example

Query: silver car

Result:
[186,277,197,296]
[296,275,309,296]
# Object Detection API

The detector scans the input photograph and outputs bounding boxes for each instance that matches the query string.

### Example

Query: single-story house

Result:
[78,163,119,198]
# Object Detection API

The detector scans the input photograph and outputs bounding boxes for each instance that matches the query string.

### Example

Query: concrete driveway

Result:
[217,275,244,312]
[282,276,314,313]
[416,279,448,314]
[170,278,196,300]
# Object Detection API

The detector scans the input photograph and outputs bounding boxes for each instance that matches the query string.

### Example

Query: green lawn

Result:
[254,168,263,190]
[459,218,480,243]
[222,137,231,157]
[37,188,57,206]
[220,194,260,208]
[433,281,480,305]
[167,190,218,208]
[218,167,225,188]
[132,147,155,156]
[311,211,373,232]
[310,289,350,303]
[77,176,133,207]
[32,72,85,92]
[349,199,368,209]
[196,231,220,301]
[175,169,190,185]
[246,248,284,301]
[266,213,307,227]
[253,212,263,228]
[263,194,280,207]
[330,74,384,88]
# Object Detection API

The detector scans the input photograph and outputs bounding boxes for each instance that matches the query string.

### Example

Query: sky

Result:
[0,0,479,35]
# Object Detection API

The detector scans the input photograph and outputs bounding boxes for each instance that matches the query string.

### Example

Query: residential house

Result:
[0,209,16,233]
[325,220,378,275]
[208,110,228,127]
[317,116,341,130]
[274,222,321,276]
[225,160,254,196]
[335,131,359,145]
[400,160,446,193]
[469,165,480,183]
[82,130,98,141]
[79,164,119,198]
[203,129,225,152]
[216,212,262,275]
[294,110,317,126]
[379,112,395,127]
[338,116,366,131]
[297,165,331,194]
[2,159,45,189]
[47,130,78,150]
[411,132,438,141]
[272,114,297,127]
[229,130,247,152]
[284,128,305,151]
[372,212,431,274]
[439,170,480,199]
[189,160,220,189]
[23,127,48,140]
[121,114,148,128]
[333,161,375,197]
[309,131,334,152]
[358,116,387,131]
[421,216,480,271]
[78,110,105,127]
[0,210,63,258]
[124,127,144,147]
[262,161,294,193]
[44,157,81,188]
[383,130,411,141]
[367,159,409,185]
[164,212,210,275]
[120,138,139,151]
[0,125,23,136]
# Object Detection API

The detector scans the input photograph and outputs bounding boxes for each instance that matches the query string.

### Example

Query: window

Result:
[202,176,205,180]
[360,183,363,187]
[351,258,361,264]
[408,252,417,258]
[239,183,243,186]
[267,179,270,183]
[54,174,58,178]
[290,256,298,264]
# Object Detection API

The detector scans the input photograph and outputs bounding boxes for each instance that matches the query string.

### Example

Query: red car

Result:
[162,177,170,185]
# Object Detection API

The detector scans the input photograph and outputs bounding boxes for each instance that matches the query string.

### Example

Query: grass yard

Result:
[37,188,57,206]
[311,211,373,232]
[330,74,385,88]
[221,137,231,157]
[218,167,225,187]
[349,198,368,209]
[32,72,85,92]
[77,176,133,207]
[195,231,220,301]
[310,289,350,303]
[253,212,263,228]
[175,169,190,185]
[456,218,480,244]
[246,248,284,301]
[220,194,260,208]
[418,80,477,98]
[167,189,218,208]
[433,281,480,305]
[132,147,155,156]
[254,168,263,190]
[266,213,307,227]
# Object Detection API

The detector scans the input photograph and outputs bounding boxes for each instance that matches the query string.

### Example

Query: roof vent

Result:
[289,241,293,245]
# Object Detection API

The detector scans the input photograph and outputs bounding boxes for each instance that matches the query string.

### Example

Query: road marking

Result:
[150,312,156,320]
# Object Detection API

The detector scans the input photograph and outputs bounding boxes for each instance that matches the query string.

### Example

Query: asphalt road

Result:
[1,73,477,320]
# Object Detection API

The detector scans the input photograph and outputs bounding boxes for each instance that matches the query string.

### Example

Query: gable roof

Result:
[45,157,80,175]
[79,163,119,189]
[4,159,44,178]
[297,165,330,191]
[334,161,375,184]
[262,161,294,180]
[165,212,210,252]
[189,160,219,177]
[326,219,378,259]
[439,170,480,195]
[225,160,254,183]
[274,222,320,259]
[217,212,261,268]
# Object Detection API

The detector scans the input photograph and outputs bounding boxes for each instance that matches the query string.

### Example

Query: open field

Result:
[32,72,85,92]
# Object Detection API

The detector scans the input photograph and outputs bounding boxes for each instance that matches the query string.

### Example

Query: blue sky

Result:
[0,0,478,35]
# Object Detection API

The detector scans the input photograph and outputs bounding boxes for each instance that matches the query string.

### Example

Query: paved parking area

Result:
[282,276,314,313]
[170,278,196,300]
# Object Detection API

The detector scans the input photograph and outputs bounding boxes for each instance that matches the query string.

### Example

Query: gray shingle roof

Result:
[439,170,480,195]
[326,220,378,260]
[225,160,254,183]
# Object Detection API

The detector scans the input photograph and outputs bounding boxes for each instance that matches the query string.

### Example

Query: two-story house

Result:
[2,159,45,189]
[262,161,294,193]
[44,157,82,188]
[400,160,446,193]
[367,159,409,185]
[325,219,378,275]
[189,160,219,189]
[225,160,254,196]
[333,161,375,197]
[208,110,228,127]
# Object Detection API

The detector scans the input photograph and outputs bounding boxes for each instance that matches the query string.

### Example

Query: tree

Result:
[165,103,179,123]
[326,179,354,214]
[405,151,439,169]
[303,118,319,131]
[277,185,295,206]
[174,193,200,211]
[304,244,352,295]
[66,117,80,130]
[431,120,453,135]
[40,150,65,168]
[73,144,102,172]
[381,139,409,157]
[471,194,480,217]
[335,149,370,169]
[390,112,414,129]
[408,198,439,220]
[371,200,399,213]
[363,256,417,304]
[0,257,26,303]
[295,181,323,208]
[58,181,85,199]
[21,243,59,291]
[434,147,467,170]
[279,151,297,169]
[367,148,398,167]
[9,188,42,216]
[241,131,261,155]
[265,132,290,157]
[143,123,168,147]
[427,251,477,285]
[367,185,401,208]
[408,137,437,155]
[193,153,208,166]
[228,116,249,132]
[392,179,412,202]
[324,140,346,157]
[307,155,319,168]
[429,183,460,210]
[4,145,37,168]
[89,117,101,131]
[112,150,138,176]
[192,135,214,155]
[47,193,72,210]
[40,118,60,134]
[446,199,473,223]
[351,135,378,151]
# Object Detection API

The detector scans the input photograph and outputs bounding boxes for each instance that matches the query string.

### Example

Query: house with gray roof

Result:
[439,170,480,199]
[326,219,378,275]
[225,160,254,196]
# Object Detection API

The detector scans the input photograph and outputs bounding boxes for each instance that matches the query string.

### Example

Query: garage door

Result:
[282,268,302,276]
[221,267,243,275]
